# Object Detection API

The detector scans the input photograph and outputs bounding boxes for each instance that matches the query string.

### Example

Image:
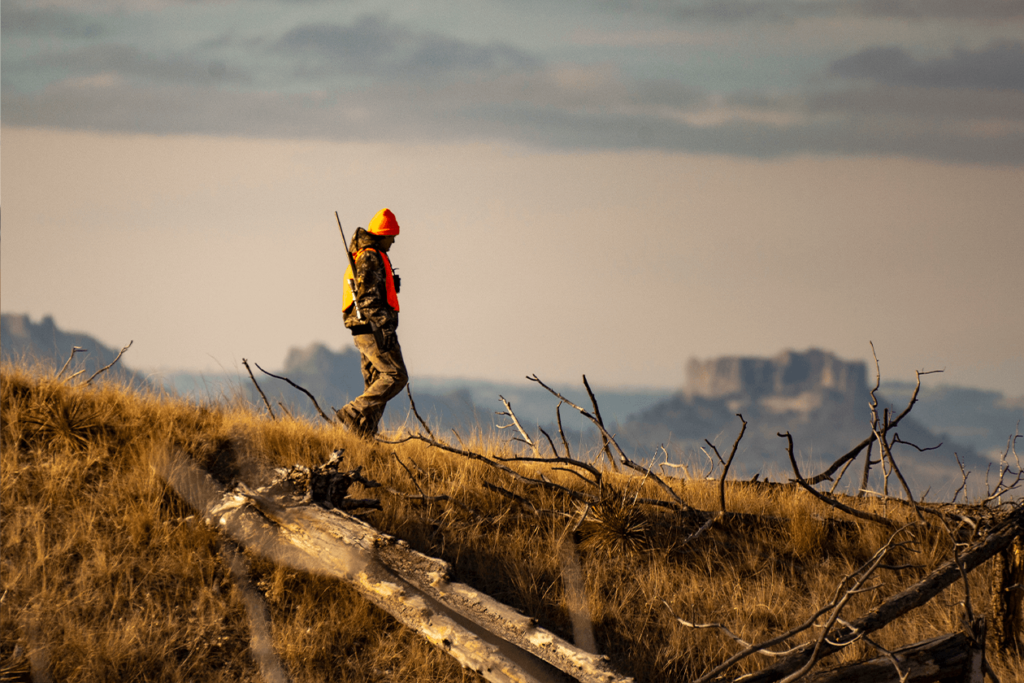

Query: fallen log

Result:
[206,451,631,683]
[804,627,982,683]
[721,504,1024,683]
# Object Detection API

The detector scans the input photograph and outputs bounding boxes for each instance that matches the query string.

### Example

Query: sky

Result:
[2,0,1023,396]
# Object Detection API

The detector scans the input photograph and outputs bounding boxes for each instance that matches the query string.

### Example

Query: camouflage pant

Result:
[340,332,409,436]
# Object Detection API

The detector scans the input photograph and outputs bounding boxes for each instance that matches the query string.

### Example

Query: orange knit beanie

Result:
[368,208,400,236]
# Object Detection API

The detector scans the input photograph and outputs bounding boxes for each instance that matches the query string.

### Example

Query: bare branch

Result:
[739,505,1024,683]
[858,437,878,499]
[688,525,913,683]
[497,395,539,457]
[781,432,896,529]
[873,427,923,522]
[953,453,970,505]
[583,374,617,471]
[378,432,596,503]
[891,434,942,453]
[704,439,726,466]
[621,457,688,511]
[716,414,747,515]
[492,453,602,487]
[483,480,540,516]
[806,347,940,486]
[807,434,876,487]
[56,346,86,380]
[254,362,331,423]
[527,375,688,508]
[555,402,572,461]
[538,427,559,459]
[242,358,276,420]
[553,467,601,487]
[85,340,132,385]
[827,455,857,496]
[65,368,87,383]
[405,384,436,440]
[982,428,1024,506]
[680,513,719,546]
[394,452,427,499]
[697,446,717,478]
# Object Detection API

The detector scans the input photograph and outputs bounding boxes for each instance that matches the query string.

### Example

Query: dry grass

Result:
[2,361,1021,682]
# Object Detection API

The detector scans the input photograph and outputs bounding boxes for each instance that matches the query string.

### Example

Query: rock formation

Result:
[618,349,986,498]
[685,349,867,400]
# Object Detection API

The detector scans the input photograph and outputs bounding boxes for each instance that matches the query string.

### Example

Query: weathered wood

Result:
[206,452,631,683]
[724,504,1024,683]
[963,618,987,683]
[804,632,970,683]
[991,536,1024,655]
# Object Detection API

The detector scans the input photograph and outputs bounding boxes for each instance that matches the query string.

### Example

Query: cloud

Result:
[274,15,402,74]
[3,6,1023,164]
[6,69,1022,165]
[273,14,539,82]
[0,2,105,39]
[661,0,1024,22]
[16,43,253,87]
[850,0,1024,21]
[830,41,1024,92]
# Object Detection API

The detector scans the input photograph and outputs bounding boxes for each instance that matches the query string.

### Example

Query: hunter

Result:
[337,207,408,437]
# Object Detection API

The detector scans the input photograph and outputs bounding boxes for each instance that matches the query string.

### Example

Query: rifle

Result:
[336,213,389,350]
[336,211,365,323]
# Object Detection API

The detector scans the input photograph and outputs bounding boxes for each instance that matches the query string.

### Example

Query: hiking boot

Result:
[337,405,361,432]
[338,405,376,439]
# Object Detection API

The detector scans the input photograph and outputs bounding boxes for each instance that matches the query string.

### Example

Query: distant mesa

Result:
[686,348,867,399]
[1,312,133,380]
[617,347,994,497]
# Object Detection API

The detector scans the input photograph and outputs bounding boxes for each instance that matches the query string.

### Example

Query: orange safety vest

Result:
[342,248,400,313]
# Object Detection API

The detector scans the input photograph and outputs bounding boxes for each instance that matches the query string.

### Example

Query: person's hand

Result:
[379,326,398,351]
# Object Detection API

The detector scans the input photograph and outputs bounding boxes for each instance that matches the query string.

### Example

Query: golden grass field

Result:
[2,361,1021,682]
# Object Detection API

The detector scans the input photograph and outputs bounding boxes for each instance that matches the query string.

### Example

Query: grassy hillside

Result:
[2,362,1021,682]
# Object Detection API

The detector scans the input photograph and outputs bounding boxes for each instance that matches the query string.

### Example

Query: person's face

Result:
[379,235,396,252]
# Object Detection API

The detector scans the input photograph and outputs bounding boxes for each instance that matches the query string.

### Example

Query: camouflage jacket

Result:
[343,227,399,332]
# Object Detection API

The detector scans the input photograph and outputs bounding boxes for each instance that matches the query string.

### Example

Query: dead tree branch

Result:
[496,395,540,457]
[85,340,132,385]
[378,432,596,503]
[734,503,1024,683]
[56,346,86,380]
[688,525,913,683]
[492,453,602,487]
[711,415,747,515]
[805,345,940,487]
[953,453,970,505]
[802,630,981,683]
[406,384,436,441]
[242,358,276,420]
[527,374,687,510]
[556,402,572,461]
[873,427,923,522]
[583,374,617,471]
[393,452,428,499]
[983,430,1023,506]
[781,431,897,529]
[539,427,559,459]
[254,362,331,423]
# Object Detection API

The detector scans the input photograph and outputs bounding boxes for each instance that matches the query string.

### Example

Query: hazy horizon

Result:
[3,0,1022,396]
